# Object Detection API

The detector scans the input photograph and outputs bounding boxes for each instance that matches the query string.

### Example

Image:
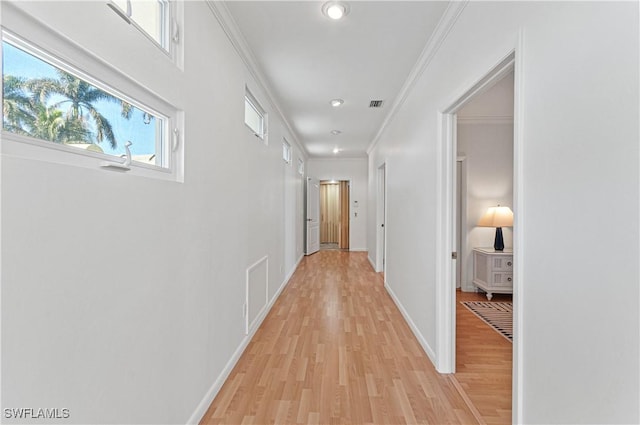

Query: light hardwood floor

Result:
[455,290,512,425]
[201,251,506,424]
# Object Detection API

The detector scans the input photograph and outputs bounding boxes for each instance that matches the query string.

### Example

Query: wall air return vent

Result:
[369,100,384,108]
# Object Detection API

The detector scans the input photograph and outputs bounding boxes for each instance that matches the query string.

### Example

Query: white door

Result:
[377,164,386,273]
[306,177,320,255]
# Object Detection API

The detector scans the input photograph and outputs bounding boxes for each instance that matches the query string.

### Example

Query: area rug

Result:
[461,301,513,342]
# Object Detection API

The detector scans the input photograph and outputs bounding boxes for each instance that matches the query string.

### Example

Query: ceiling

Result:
[223,1,450,158]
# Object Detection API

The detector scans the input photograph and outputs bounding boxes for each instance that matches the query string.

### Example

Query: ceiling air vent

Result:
[369,100,384,108]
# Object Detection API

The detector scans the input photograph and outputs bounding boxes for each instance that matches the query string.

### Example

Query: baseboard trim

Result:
[367,254,376,271]
[384,282,437,364]
[186,330,252,424]
[186,256,302,424]
[285,255,304,283]
[348,248,368,252]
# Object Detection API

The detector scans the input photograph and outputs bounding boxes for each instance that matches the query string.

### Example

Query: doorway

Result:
[436,49,523,421]
[306,177,320,255]
[319,180,349,250]
[454,69,515,424]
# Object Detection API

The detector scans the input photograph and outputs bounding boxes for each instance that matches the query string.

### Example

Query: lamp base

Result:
[494,227,505,251]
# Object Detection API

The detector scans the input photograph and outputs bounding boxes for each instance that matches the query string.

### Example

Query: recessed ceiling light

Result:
[331,130,342,135]
[330,98,344,107]
[322,1,349,20]
[333,147,341,154]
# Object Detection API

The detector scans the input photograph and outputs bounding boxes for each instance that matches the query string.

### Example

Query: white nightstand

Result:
[472,247,513,300]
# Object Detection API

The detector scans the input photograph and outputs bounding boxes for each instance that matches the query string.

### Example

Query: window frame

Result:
[282,139,292,165]
[107,0,178,62]
[1,18,183,182]
[244,89,267,143]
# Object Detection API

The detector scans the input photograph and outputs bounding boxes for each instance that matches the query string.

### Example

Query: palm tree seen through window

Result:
[2,40,164,166]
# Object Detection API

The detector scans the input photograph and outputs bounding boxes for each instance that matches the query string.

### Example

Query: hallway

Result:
[201,251,477,424]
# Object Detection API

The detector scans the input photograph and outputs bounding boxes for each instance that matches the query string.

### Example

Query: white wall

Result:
[458,122,514,291]
[368,2,638,424]
[307,158,368,251]
[1,1,305,423]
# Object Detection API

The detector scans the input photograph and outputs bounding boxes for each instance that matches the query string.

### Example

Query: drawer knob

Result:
[507,261,512,266]
[507,277,512,282]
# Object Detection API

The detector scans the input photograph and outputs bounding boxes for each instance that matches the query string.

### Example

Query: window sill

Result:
[2,132,181,182]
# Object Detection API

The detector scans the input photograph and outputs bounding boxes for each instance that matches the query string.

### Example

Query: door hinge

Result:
[451,252,458,259]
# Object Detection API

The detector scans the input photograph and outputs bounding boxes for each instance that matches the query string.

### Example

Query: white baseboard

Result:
[348,248,368,252]
[384,282,437,365]
[367,254,377,271]
[289,255,304,282]
[186,330,252,424]
[186,256,302,424]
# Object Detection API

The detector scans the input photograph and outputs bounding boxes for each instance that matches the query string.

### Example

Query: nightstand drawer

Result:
[472,248,513,300]
[492,257,513,271]
[492,273,513,287]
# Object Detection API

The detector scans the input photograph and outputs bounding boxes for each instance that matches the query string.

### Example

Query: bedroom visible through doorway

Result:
[444,55,516,424]
[320,180,349,250]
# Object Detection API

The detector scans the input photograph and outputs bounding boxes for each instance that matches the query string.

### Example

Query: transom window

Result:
[282,139,291,164]
[2,33,173,170]
[244,90,266,141]
[108,0,172,52]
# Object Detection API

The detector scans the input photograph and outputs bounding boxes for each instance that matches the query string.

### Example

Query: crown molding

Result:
[205,1,309,159]
[457,115,514,125]
[366,0,469,155]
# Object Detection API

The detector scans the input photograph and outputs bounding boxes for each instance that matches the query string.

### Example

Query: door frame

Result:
[435,42,525,423]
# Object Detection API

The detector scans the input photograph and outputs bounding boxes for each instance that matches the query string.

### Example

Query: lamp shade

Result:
[477,205,513,228]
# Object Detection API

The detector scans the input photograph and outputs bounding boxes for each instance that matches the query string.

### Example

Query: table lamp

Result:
[477,205,513,251]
